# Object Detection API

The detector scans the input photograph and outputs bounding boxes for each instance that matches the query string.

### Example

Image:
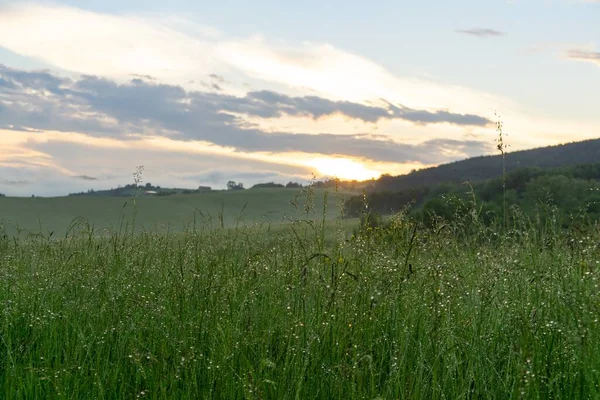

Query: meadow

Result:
[2,187,600,399]
[0,188,346,237]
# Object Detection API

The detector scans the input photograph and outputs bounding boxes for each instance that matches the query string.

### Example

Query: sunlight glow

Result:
[304,157,381,181]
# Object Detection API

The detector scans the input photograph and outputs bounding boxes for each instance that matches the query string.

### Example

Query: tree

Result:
[227,181,245,190]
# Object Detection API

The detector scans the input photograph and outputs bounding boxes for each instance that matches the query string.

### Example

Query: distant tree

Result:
[251,182,284,189]
[0,193,5,197]
[145,182,152,189]
[313,179,338,189]
[227,181,245,190]
[156,190,177,196]
[285,182,303,189]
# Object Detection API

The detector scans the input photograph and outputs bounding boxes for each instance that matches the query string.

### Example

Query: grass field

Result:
[0,188,349,237]
[2,187,600,399]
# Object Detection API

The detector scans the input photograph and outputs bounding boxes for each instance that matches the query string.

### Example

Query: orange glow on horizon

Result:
[304,157,382,181]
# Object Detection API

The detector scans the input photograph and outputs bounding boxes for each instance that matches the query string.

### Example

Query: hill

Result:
[68,183,213,197]
[344,162,600,226]
[370,137,600,192]
[0,188,350,236]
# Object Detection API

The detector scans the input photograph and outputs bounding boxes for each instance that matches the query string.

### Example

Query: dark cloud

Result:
[0,66,69,95]
[232,90,393,122]
[0,65,122,135]
[200,81,223,91]
[0,76,17,89]
[131,73,156,81]
[386,103,490,126]
[0,125,42,132]
[205,74,226,91]
[566,50,600,66]
[456,28,504,38]
[2,180,30,185]
[74,175,98,181]
[209,73,225,83]
[0,64,492,165]
[198,90,490,126]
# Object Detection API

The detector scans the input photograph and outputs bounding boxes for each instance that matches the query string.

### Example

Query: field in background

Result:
[0,188,350,236]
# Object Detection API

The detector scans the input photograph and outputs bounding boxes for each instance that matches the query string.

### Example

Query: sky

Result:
[0,0,599,196]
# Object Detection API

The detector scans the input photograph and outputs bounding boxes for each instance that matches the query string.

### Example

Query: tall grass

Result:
[1,189,600,399]
[495,113,509,234]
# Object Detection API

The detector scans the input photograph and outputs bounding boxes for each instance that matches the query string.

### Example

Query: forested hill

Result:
[344,162,600,225]
[371,137,600,192]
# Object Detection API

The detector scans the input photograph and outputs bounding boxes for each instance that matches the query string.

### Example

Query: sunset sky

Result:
[0,0,599,196]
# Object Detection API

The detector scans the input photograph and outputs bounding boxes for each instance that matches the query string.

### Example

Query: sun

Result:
[305,157,381,181]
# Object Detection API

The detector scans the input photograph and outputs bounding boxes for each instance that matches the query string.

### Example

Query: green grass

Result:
[0,188,348,236]
[2,190,600,399]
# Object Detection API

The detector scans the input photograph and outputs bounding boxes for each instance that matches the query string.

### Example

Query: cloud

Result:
[217,90,387,123]
[209,74,225,83]
[74,175,98,181]
[0,65,492,166]
[0,64,489,130]
[0,128,318,196]
[0,3,513,117]
[565,49,600,67]
[3,125,358,196]
[0,76,17,89]
[0,70,122,136]
[456,28,504,38]
[386,103,490,126]
[0,160,310,197]
[231,91,489,125]
[131,74,156,81]
[0,3,220,83]
[2,179,29,185]
[1,126,484,197]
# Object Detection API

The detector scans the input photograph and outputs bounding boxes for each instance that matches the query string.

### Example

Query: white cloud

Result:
[565,49,600,67]
[5,2,583,141]
[0,4,220,83]
[0,3,513,117]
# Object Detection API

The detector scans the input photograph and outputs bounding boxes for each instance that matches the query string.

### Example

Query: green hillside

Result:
[371,137,600,192]
[345,162,600,227]
[0,188,349,236]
